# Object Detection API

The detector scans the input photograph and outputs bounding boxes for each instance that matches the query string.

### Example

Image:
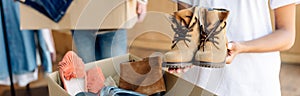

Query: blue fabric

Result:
[0,0,52,80]
[2,0,31,75]
[75,92,97,96]
[95,30,127,60]
[73,30,127,63]
[0,10,9,80]
[75,87,146,96]
[37,31,52,73]
[100,86,146,96]
[20,30,37,73]
[21,0,72,22]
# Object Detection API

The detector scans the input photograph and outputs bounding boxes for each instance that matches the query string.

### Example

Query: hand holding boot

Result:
[226,41,242,64]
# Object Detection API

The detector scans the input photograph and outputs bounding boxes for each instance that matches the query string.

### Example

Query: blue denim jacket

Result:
[0,0,52,80]
[21,0,73,22]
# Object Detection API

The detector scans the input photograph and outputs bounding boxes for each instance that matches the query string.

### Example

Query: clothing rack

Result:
[0,0,16,95]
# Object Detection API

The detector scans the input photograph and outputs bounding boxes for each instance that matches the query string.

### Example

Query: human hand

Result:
[136,1,147,22]
[226,41,242,64]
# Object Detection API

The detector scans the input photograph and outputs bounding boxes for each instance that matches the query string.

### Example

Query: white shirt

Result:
[177,0,299,96]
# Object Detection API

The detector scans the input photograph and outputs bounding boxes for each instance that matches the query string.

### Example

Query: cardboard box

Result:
[147,0,178,14]
[46,54,216,96]
[20,0,137,30]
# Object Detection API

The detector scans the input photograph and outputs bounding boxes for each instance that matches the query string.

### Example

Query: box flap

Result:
[20,0,137,30]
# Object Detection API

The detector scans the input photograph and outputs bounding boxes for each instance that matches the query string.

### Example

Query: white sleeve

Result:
[41,29,55,53]
[270,0,299,9]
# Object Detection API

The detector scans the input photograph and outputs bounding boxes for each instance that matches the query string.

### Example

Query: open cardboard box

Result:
[46,54,216,96]
[20,0,137,30]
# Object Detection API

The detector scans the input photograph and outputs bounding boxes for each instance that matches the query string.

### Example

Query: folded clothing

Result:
[20,0,72,22]
[100,86,146,96]
[75,92,97,96]
[76,86,146,96]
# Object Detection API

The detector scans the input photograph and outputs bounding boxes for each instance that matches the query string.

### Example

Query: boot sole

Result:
[163,62,193,68]
[193,61,225,68]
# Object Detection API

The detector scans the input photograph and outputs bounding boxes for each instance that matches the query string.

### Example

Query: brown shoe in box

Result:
[119,56,166,95]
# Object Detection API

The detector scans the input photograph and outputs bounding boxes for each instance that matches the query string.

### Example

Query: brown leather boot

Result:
[119,56,166,95]
[194,8,229,68]
[164,7,200,68]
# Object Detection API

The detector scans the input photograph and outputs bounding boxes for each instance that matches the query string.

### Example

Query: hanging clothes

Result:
[0,68,38,87]
[0,0,53,86]
[41,29,56,59]
[37,29,53,73]
[0,12,8,80]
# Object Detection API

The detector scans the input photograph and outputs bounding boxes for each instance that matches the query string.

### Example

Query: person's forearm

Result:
[238,29,295,53]
[238,4,296,53]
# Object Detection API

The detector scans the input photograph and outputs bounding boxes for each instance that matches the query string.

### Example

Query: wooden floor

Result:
[1,32,300,96]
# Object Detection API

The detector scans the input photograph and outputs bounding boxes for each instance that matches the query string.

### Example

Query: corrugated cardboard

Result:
[46,54,216,96]
[20,0,137,30]
[147,0,177,14]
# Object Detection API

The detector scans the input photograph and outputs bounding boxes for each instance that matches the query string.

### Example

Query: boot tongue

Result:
[204,8,229,24]
[214,8,229,21]
[198,8,229,50]
[173,8,194,27]
[187,7,199,28]
[170,7,199,49]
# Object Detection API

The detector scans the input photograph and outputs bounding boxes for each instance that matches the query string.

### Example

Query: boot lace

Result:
[170,15,198,49]
[199,11,226,51]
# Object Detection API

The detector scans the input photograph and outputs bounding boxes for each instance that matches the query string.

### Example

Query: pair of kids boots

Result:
[164,7,229,68]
